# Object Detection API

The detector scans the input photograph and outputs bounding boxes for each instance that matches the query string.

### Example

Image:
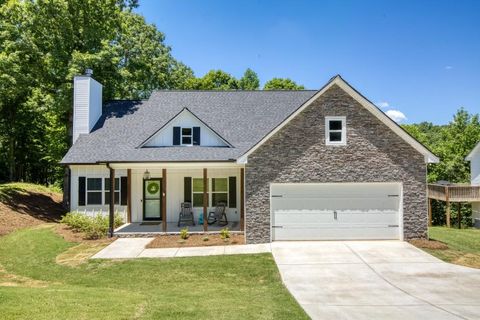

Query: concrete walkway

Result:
[92,238,271,259]
[271,241,480,320]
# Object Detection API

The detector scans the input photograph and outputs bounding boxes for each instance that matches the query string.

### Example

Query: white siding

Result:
[143,109,227,147]
[70,165,127,221]
[473,202,480,221]
[471,150,480,186]
[72,76,102,144]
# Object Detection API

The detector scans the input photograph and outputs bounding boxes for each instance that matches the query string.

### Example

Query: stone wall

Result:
[245,84,427,243]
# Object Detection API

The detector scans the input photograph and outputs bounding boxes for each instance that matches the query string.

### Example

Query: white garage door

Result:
[271,183,402,241]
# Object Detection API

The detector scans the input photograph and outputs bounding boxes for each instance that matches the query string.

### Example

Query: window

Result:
[104,178,120,205]
[212,178,228,206]
[86,178,102,205]
[181,127,192,146]
[192,178,209,207]
[325,116,346,145]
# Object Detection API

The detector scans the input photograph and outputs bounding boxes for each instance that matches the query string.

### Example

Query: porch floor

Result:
[115,221,240,236]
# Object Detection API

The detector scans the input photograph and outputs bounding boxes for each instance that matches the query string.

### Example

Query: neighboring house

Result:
[466,142,480,224]
[61,73,439,243]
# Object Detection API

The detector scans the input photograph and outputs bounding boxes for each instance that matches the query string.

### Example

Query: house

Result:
[466,142,480,227]
[61,73,439,243]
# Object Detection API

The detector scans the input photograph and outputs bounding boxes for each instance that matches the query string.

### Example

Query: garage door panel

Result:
[338,211,398,224]
[273,225,399,241]
[271,183,401,241]
[273,210,398,224]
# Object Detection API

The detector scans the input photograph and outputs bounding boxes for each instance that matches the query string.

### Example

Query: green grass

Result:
[0,182,61,202]
[0,226,307,320]
[426,226,480,268]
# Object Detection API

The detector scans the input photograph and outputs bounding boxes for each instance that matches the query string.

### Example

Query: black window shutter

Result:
[173,126,181,145]
[184,177,192,203]
[193,127,201,145]
[228,176,237,208]
[120,176,128,206]
[78,177,86,206]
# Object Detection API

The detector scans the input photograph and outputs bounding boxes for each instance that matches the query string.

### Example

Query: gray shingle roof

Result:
[61,90,317,164]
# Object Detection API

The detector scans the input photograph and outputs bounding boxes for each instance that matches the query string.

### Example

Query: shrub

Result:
[179,227,189,240]
[61,211,124,239]
[202,236,209,242]
[60,212,91,233]
[220,228,230,240]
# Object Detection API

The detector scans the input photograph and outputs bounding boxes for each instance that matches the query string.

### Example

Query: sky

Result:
[135,0,480,124]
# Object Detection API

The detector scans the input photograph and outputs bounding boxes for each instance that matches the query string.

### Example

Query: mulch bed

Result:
[54,224,116,244]
[409,239,449,250]
[146,233,245,248]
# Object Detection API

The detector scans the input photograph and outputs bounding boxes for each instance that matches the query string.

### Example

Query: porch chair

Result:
[177,202,195,227]
[207,202,228,226]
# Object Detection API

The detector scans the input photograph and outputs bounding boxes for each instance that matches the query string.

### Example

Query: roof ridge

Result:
[151,89,318,92]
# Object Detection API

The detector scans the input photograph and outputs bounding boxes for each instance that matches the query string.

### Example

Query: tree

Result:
[403,109,480,226]
[263,78,305,90]
[185,70,239,90]
[404,109,480,184]
[239,68,260,90]
[0,0,193,185]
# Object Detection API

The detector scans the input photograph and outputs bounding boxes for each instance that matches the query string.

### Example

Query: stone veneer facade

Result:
[245,84,427,244]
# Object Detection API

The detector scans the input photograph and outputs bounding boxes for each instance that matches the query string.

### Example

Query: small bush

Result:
[202,236,209,242]
[220,228,230,240]
[179,227,189,240]
[61,211,124,239]
[60,212,91,233]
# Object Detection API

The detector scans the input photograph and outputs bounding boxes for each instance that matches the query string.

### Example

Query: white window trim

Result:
[192,177,229,208]
[104,177,120,205]
[181,127,193,146]
[325,116,347,146]
[211,177,228,207]
[86,177,103,205]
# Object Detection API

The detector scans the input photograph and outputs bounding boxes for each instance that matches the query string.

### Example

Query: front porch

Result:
[114,221,241,237]
[100,162,246,237]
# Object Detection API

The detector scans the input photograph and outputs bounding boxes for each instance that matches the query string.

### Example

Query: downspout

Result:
[106,163,115,237]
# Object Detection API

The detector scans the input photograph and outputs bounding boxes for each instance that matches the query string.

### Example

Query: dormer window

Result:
[172,126,201,146]
[181,127,193,146]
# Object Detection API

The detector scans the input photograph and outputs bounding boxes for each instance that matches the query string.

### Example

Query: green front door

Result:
[143,179,162,221]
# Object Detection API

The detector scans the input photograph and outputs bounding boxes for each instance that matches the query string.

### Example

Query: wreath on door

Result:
[147,181,160,195]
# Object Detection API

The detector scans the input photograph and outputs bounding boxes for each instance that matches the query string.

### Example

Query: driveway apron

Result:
[272,241,480,320]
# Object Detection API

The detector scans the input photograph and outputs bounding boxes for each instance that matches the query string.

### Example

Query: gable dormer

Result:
[141,108,230,148]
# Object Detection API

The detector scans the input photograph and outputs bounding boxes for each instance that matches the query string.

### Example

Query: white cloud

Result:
[376,101,390,109]
[385,109,407,123]
[445,66,453,70]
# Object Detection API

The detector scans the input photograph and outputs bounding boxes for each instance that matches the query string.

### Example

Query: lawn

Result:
[422,226,480,268]
[0,226,308,320]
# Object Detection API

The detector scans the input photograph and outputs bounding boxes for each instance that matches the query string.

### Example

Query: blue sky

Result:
[135,0,480,124]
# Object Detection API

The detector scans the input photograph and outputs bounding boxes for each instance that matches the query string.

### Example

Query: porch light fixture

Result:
[143,169,151,180]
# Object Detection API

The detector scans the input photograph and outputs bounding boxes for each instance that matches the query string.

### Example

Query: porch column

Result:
[203,168,208,232]
[108,166,115,237]
[162,168,167,232]
[445,186,451,227]
[240,167,245,231]
[127,169,132,223]
[458,203,462,229]
[428,198,432,227]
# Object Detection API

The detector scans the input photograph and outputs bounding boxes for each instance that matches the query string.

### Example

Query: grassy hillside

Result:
[0,183,65,236]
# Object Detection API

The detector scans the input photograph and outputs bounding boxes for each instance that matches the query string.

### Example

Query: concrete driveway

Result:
[272,241,480,320]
